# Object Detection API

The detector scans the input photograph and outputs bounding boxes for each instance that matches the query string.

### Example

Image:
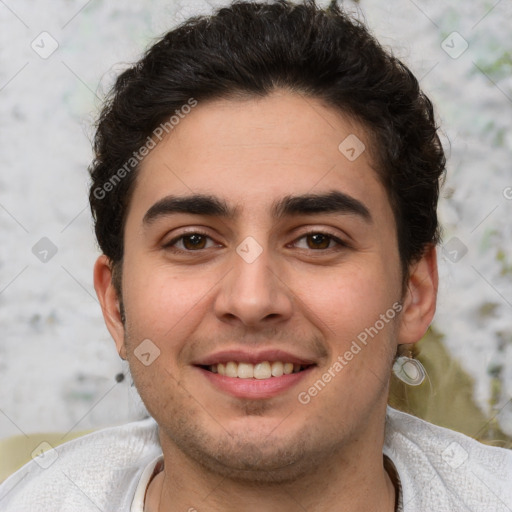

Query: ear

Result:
[93,254,126,359]
[397,244,438,345]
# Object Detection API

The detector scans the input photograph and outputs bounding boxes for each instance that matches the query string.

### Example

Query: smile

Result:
[204,361,311,379]
[198,362,315,400]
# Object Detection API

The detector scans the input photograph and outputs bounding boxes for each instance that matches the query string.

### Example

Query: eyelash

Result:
[162,230,350,253]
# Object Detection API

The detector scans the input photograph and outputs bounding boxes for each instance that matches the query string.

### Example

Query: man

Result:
[1,0,511,510]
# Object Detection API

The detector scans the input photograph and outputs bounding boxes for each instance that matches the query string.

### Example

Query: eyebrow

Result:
[142,190,372,225]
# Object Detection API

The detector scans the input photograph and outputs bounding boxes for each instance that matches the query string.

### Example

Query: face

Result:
[95,90,437,482]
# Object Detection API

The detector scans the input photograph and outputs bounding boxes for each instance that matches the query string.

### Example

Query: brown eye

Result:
[163,231,219,252]
[292,231,349,251]
[306,233,332,249]
[181,234,207,250]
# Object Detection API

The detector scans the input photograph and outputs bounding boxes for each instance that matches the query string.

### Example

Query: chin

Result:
[167,416,335,484]
[193,440,320,484]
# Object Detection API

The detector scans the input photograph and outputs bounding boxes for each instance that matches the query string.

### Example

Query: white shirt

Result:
[1,407,511,511]
[131,455,163,512]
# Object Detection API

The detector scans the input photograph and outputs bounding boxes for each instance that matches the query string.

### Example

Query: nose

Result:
[213,239,294,328]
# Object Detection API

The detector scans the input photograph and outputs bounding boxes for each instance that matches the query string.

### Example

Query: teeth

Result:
[237,362,254,379]
[271,361,284,377]
[284,363,294,375]
[253,362,271,379]
[225,361,238,378]
[208,361,307,379]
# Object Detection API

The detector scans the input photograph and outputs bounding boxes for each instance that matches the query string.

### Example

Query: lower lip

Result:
[197,366,314,399]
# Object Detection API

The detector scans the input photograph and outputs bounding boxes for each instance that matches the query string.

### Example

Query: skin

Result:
[94,89,438,511]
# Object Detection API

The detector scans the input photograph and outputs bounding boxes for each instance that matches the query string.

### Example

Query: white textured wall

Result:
[1,0,511,438]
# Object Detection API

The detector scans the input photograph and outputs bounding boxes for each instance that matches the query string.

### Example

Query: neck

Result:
[146,412,396,512]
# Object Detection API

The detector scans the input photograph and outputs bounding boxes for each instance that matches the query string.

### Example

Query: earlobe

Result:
[93,255,126,359]
[397,245,438,345]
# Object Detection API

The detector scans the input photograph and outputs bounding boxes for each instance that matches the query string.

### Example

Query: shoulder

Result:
[0,416,161,512]
[384,406,512,512]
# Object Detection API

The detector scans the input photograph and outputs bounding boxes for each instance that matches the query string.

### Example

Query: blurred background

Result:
[1,0,511,451]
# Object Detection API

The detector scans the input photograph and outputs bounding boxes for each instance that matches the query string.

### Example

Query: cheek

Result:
[121,264,216,347]
[296,259,399,340]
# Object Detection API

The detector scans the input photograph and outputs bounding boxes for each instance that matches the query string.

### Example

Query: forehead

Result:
[126,90,392,225]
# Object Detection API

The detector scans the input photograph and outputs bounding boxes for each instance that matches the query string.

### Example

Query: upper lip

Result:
[193,349,317,366]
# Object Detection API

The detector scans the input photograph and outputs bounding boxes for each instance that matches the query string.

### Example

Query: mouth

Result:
[199,361,314,379]
[195,358,316,400]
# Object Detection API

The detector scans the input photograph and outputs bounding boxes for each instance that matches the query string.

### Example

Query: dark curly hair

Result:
[89,0,445,295]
